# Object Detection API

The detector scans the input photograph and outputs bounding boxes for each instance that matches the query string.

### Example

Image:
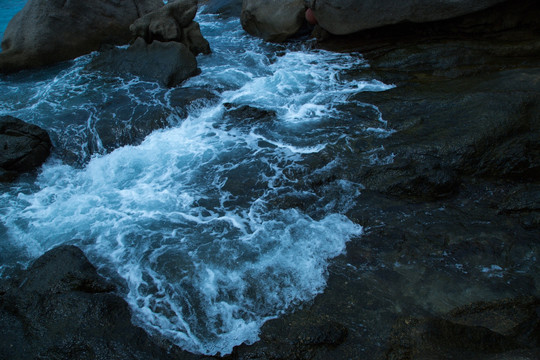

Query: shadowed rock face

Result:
[130,0,211,56]
[241,0,306,42]
[0,245,199,360]
[0,116,52,182]
[0,0,163,73]
[88,38,199,88]
[307,0,507,35]
[232,0,540,359]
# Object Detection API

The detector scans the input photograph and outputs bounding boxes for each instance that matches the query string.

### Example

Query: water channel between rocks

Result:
[0,7,395,355]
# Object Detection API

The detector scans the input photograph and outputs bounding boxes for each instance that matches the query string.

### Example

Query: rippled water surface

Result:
[0,4,394,355]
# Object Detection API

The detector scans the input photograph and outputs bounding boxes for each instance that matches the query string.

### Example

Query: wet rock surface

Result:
[230,0,540,359]
[0,245,199,360]
[0,115,52,182]
[1,0,540,359]
[88,38,199,88]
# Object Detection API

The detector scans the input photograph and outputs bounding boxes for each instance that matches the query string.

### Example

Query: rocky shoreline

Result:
[1,0,539,359]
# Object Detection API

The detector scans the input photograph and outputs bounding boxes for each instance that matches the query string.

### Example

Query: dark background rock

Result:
[0,115,52,182]
[0,245,199,360]
[307,0,506,35]
[88,38,199,88]
[231,0,540,359]
[200,0,243,18]
[0,0,163,73]
[241,0,306,42]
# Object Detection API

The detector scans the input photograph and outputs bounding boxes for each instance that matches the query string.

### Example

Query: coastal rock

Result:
[385,297,540,359]
[130,0,211,56]
[0,116,52,182]
[0,0,163,73]
[241,0,306,42]
[200,0,243,18]
[0,245,198,360]
[307,0,506,35]
[88,38,199,88]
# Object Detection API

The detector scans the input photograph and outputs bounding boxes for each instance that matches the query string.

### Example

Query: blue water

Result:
[0,1,394,355]
[0,0,25,50]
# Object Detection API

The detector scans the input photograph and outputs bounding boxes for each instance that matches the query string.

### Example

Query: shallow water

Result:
[0,4,395,355]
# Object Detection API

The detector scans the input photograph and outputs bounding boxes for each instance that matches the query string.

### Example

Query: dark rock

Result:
[307,0,506,35]
[200,0,243,18]
[0,245,199,360]
[0,115,52,182]
[224,1,540,359]
[130,0,211,56]
[385,297,540,360]
[181,21,212,56]
[0,0,163,73]
[230,316,349,359]
[88,38,199,88]
[241,0,306,42]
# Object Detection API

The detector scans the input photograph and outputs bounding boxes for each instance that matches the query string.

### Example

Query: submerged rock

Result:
[241,0,306,42]
[88,38,199,88]
[307,0,506,35]
[0,0,163,73]
[0,245,198,360]
[0,116,52,182]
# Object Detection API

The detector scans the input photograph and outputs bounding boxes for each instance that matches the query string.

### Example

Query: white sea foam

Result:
[0,11,396,356]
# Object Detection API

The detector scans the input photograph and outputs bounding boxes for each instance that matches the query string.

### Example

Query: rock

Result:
[0,0,163,73]
[0,245,199,360]
[385,297,540,360]
[0,116,52,182]
[181,21,212,56]
[241,0,306,42]
[88,38,199,88]
[306,0,506,35]
[130,0,211,56]
[200,0,243,18]
[231,316,349,359]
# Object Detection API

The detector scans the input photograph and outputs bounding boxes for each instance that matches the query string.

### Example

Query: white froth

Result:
[0,11,395,356]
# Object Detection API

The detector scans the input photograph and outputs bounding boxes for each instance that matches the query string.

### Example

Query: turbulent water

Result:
[0,3,394,355]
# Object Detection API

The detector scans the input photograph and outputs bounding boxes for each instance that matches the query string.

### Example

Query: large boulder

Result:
[88,38,199,88]
[0,0,163,73]
[130,0,211,56]
[0,116,52,182]
[241,0,306,42]
[306,0,507,35]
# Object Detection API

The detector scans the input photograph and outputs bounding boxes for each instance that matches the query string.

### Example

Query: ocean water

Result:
[0,2,393,355]
[0,0,25,49]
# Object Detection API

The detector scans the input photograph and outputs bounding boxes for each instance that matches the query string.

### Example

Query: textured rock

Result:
[0,245,198,360]
[241,0,306,42]
[88,38,199,88]
[307,0,507,35]
[385,297,540,360]
[130,0,210,56]
[0,116,52,182]
[0,0,163,73]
